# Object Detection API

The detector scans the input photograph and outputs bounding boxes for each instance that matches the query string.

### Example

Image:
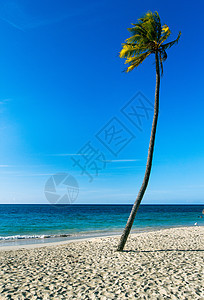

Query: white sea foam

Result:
[0,234,72,241]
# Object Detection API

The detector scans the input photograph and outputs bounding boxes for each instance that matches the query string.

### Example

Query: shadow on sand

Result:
[122,249,204,253]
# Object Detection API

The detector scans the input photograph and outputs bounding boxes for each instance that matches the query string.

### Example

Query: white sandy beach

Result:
[0,226,203,299]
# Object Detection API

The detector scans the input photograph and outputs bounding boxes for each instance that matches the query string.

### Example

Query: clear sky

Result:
[0,0,203,204]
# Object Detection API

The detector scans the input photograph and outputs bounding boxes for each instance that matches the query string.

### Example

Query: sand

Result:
[0,226,203,299]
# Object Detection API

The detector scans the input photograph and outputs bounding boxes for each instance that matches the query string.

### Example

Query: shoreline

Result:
[0,225,202,251]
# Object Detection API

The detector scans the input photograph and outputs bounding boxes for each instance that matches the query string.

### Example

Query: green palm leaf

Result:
[161,32,181,51]
[119,11,181,74]
[124,51,152,72]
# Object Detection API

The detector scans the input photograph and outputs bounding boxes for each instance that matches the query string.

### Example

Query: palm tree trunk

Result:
[117,51,160,251]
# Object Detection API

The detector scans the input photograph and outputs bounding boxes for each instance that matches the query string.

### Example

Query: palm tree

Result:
[117,11,181,251]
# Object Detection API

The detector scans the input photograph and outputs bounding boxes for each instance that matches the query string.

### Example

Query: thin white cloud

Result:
[24,173,54,177]
[109,166,144,170]
[0,17,24,31]
[49,153,88,157]
[0,165,10,167]
[103,159,140,163]
[1,172,55,177]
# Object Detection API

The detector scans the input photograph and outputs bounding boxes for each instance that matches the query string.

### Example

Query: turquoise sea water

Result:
[0,204,203,246]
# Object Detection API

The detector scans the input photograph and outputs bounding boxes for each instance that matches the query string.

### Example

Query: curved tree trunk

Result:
[117,52,160,251]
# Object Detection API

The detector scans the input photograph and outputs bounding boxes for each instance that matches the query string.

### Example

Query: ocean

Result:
[0,204,203,247]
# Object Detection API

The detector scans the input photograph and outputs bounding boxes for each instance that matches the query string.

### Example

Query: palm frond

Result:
[153,12,162,42]
[128,24,151,45]
[119,11,181,75]
[119,43,149,59]
[139,12,158,42]
[160,49,167,62]
[161,31,181,50]
[138,11,162,42]
[124,51,151,72]
[159,24,171,45]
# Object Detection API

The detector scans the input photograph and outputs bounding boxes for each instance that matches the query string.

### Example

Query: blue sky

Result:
[0,0,203,204]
